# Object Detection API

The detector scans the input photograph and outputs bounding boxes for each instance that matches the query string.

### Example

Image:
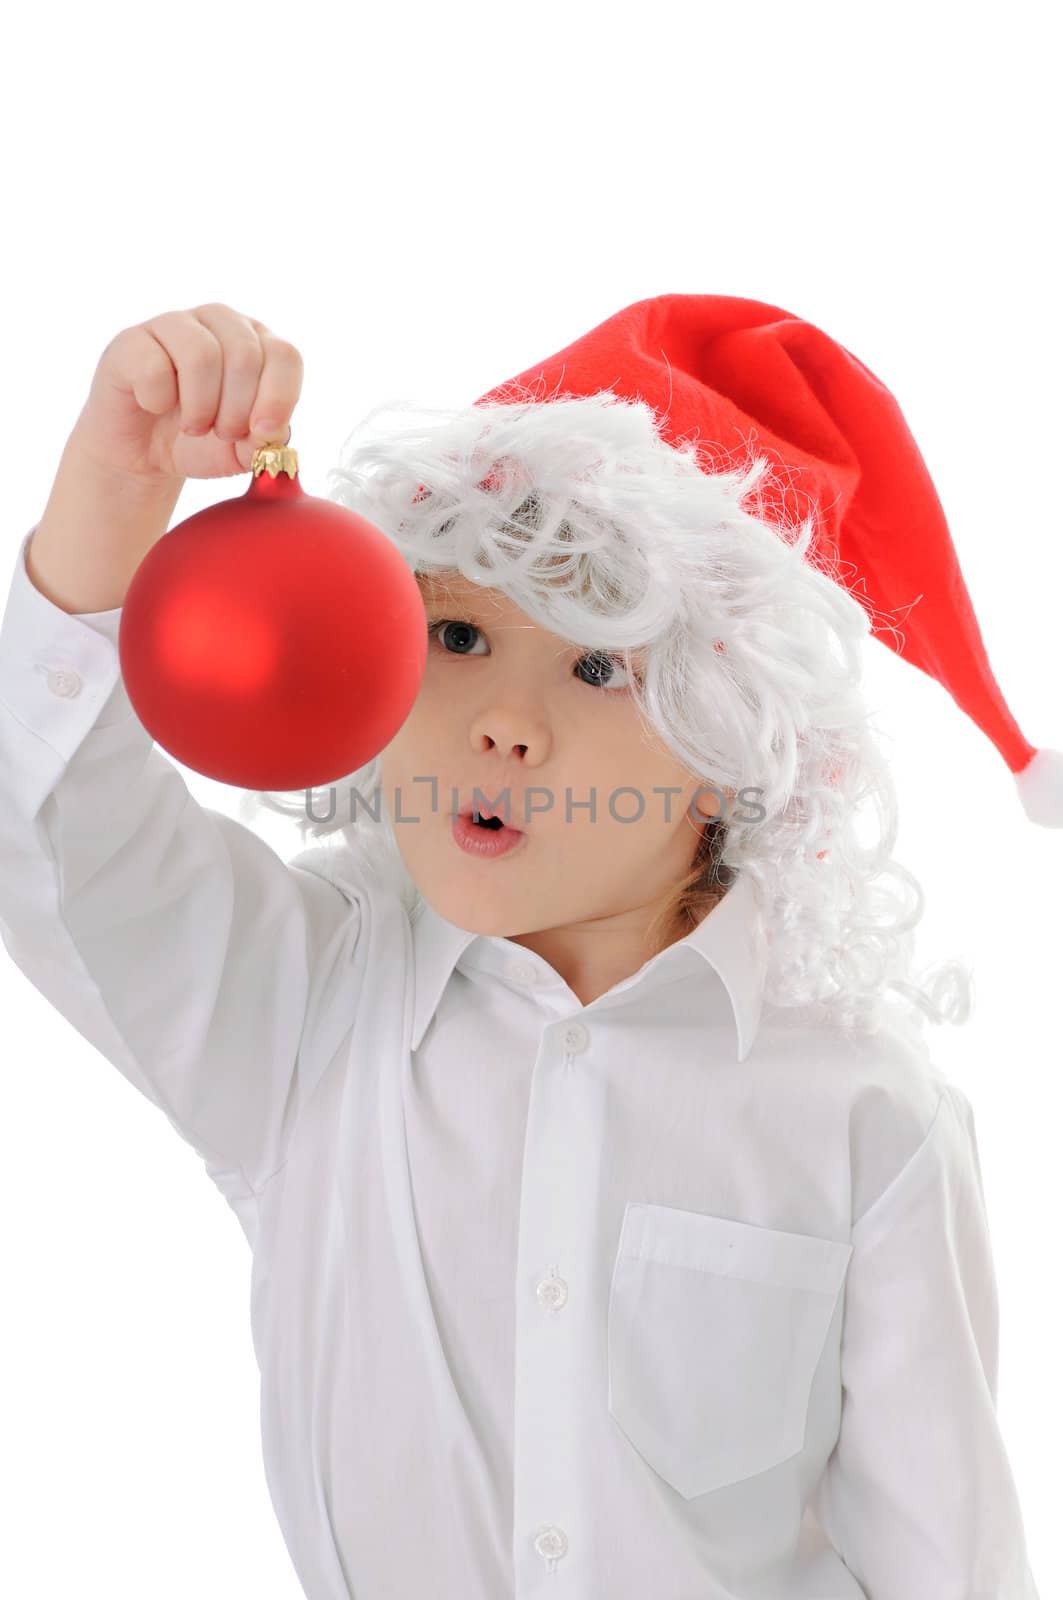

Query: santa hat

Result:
[471,292,1063,828]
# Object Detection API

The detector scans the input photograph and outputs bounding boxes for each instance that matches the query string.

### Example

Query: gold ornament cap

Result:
[251,442,299,479]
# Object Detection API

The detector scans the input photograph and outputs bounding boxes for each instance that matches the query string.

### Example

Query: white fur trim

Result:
[1014,747,1063,827]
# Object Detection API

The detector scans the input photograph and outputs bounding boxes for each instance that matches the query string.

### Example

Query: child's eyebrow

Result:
[421,593,506,621]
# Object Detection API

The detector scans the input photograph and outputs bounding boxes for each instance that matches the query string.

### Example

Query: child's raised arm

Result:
[0,305,363,1215]
[26,301,301,612]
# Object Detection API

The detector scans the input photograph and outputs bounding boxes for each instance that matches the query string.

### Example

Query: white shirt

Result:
[0,522,1041,1600]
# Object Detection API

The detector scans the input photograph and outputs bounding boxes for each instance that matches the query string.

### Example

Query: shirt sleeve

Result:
[811,1081,1041,1599]
[0,523,364,1209]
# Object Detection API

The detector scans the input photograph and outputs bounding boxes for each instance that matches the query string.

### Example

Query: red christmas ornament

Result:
[118,442,427,790]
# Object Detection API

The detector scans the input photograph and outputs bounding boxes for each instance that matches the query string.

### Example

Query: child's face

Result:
[378,570,726,993]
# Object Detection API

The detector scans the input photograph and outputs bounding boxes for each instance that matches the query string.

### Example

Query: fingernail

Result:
[252,417,282,438]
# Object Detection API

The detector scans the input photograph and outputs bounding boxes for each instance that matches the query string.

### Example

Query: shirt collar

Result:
[408,870,769,1062]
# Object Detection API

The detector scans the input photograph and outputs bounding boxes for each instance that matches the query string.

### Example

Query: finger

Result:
[190,302,266,441]
[244,321,304,444]
[99,322,183,419]
[141,308,226,433]
[137,309,225,435]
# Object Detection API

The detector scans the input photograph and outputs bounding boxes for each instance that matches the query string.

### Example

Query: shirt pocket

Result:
[607,1200,853,1500]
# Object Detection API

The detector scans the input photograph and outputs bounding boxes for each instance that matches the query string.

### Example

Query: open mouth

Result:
[462,807,524,834]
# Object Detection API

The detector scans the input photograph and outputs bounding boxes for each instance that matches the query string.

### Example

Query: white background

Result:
[2,1,1059,1594]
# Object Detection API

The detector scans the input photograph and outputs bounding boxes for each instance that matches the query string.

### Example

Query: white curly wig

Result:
[238,385,973,1043]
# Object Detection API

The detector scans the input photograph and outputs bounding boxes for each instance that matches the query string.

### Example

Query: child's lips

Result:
[451,811,528,856]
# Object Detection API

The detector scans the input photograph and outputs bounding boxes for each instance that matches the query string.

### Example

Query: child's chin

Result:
[427,880,538,939]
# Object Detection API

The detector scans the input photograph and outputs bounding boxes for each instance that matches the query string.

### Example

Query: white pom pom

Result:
[1014,747,1063,827]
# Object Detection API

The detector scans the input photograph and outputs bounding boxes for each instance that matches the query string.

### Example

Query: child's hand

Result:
[69,302,304,487]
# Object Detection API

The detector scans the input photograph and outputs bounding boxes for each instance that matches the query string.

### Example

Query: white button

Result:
[533,1525,569,1565]
[508,957,539,985]
[536,1273,568,1310]
[562,1020,589,1054]
[46,666,82,698]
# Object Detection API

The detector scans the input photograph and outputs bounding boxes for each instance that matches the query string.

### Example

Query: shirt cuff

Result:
[0,524,136,758]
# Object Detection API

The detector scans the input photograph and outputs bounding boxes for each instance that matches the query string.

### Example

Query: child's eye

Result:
[426,619,637,692]
[427,619,489,657]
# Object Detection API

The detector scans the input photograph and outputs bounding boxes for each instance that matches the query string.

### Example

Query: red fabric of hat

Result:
[472,293,1062,827]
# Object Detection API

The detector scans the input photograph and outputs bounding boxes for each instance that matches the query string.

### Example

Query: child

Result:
[0,294,1049,1599]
